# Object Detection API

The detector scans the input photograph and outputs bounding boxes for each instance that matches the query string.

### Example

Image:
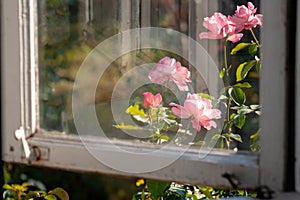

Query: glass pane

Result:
[38,0,261,152]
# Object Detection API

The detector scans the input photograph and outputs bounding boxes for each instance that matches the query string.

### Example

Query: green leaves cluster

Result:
[231,42,260,82]
[218,35,261,149]
[132,180,256,200]
[115,101,178,144]
[2,183,69,200]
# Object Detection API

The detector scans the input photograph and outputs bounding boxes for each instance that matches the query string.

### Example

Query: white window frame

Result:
[1,0,299,197]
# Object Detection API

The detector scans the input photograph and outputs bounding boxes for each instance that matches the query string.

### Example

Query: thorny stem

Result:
[223,41,231,135]
[249,28,260,47]
[223,41,229,78]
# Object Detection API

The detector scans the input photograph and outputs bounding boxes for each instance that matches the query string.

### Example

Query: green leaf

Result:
[151,134,169,142]
[114,123,144,130]
[248,43,258,56]
[45,195,58,200]
[250,129,260,140]
[219,95,228,100]
[255,111,261,115]
[230,113,236,120]
[126,103,149,123]
[250,129,261,152]
[212,133,222,140]
[223,133,243,143]
[236,60,257,82]
[198,93,212,100]
[220,67,225,78]
[3,190,18,199]
[25,191,41,200]
[48,188,69,200]
[231,43,251,55]
[2,184,13,190]
[146,180,170,199]
[186,193,198,200]
[199,187,213,199]
[131,195,138,200]
[228,87,246,106]
[237,108,253,115]
[233,114,246,129]
[234,105,253,115]
[168,185,186,198]
[13,184,27,192]
[234,82,252,88]
[250,105,261,110]
[126,103,147,117]
[255,61,261,73]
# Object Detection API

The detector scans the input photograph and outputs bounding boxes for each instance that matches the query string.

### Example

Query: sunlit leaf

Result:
[223,133,243,143]
[126,104,145,116]
[199,187,213,199]
[237,107,253,115]
[126,103,147,117]
[250,129,260,140]
[234,82,252,88]
[233,114,246,129]
[2,184,13,190]
[13,184,27,192]
[228,87,246,106]
[236,60,257,82]
[220,67,225,78]
[114,123,144,130]
[212,134,221,140]
[255,111,261,115]
[198,93,213,100]
[230,113,236,120]
[48,188,69,200]
[151,134,169,142]
[250,105,261,110]
[231,43,251,55]
[250,129,261,152]
[45,194,58,200]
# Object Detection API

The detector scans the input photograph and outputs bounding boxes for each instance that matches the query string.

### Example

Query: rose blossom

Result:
[149,57,192,91]
[199,12,243,43]
[170,93,221,131]
[143,92,162,108]
[228,2,263,33]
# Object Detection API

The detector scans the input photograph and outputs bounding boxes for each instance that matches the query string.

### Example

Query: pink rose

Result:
[170,93,221,131]
[228,2,263,33]
[199,12,243,43]
[149,57,192,91]
[143,92,162,108]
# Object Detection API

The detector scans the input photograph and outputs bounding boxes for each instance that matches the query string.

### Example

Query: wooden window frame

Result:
[1,0,299,197]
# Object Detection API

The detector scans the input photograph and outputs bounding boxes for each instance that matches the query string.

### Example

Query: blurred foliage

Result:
[3,183,69,200]
[3,163,137,200]
[132,179,256,200]
[38,0,189,136]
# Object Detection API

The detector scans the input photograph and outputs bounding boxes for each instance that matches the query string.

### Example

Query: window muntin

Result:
[38,0,260,153]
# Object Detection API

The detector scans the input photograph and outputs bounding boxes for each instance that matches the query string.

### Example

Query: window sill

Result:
[8,131,259,188]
